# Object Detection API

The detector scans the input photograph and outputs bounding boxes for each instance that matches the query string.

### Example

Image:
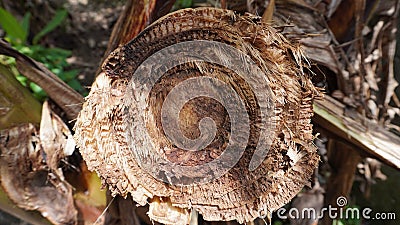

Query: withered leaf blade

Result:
[0,124,77,225]
[261,0,275,23]
[40,101,76,176]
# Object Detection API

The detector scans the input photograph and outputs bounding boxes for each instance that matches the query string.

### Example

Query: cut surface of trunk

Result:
[74,7,321,224]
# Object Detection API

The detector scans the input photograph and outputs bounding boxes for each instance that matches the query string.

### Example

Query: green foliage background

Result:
[0,7,86,101]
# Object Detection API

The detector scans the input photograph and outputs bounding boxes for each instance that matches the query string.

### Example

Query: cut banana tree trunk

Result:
[74,7,322,224]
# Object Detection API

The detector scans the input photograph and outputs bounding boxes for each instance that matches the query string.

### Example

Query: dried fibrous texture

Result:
[40,101,76,176]
[74,7,321,224]
[0,123,77,225]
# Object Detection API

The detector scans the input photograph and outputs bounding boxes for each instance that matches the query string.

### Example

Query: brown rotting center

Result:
[147,62,261,166]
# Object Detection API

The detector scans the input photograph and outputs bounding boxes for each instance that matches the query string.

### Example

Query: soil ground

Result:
[53,0,125,87]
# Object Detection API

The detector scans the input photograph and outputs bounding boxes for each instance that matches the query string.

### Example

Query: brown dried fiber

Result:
[74,7,321,224]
